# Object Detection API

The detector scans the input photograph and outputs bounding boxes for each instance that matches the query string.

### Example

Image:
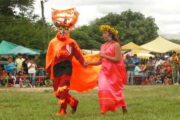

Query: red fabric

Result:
[53,74,78,112]
[46,36,101,93]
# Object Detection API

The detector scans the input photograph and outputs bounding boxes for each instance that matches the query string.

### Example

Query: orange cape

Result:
[46,37,101,93]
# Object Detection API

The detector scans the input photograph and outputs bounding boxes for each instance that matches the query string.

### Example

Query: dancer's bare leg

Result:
[122,106,128,114]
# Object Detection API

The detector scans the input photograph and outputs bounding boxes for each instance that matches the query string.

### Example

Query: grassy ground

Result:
[0,85,180,120]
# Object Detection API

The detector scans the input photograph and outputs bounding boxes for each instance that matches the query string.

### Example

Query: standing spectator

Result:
[154,55,164,71]
[24,53,29,59]
[160,65,166,83]
[4,56,16,75]
[15,53,25,73]
[163,56,170,68]
[126,55,134,85]
[146,57,155,80]
[132,54,140,70]
[33,54,41,69]
[22,58,29,75]
[28,58,37,88]
[177,53,180,82]
[170,52,179,84]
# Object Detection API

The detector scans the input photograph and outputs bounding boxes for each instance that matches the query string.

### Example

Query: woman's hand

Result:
[99,52,106,58]
[84,61,89,68]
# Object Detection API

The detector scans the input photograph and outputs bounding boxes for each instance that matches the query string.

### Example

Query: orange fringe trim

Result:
[58,99,65,105]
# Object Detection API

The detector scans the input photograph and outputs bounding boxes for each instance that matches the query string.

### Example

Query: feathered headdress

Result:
[51,8,79,30]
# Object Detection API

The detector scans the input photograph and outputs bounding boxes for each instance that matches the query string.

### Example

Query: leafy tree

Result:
[71,9,159,49]
[0,0,34,16]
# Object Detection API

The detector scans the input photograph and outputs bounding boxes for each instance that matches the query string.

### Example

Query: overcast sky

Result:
[34,0,180,36]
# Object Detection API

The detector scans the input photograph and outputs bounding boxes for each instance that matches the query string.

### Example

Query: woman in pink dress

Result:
[85,25,128,114]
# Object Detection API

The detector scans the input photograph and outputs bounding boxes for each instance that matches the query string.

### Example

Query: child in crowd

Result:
[22,74,32,88]
[8,72,16,87]
[163,75,171,85]
[36,72,44,87]
[14,71,24,87]
[156,66,161,75]
[148,74,155,85]
[0,70,7,86]
[45,78,53,87]
[160,65,166,83]
[36,66,45,86]
[155,74,162,84]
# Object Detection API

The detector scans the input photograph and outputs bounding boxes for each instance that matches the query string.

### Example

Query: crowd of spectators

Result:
[125,52,180,85]
[0,53,53,88]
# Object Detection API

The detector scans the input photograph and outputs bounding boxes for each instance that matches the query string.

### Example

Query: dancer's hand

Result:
[84,61,89,68]
[99,52,106,58]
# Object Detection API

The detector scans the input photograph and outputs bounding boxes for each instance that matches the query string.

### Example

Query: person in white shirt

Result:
[154,55,164,71]
[28,58,37,88]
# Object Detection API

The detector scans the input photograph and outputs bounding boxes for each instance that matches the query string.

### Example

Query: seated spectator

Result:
[45,78,53,87]
[163,75,171,85]
[36,72,44,87]
[0,70,7,87]
[14,71,24,87]
[22,74,32,88]
[134,62,147,85]
[134,62,144,76]
[36,66,45,86]
[149,74,155,85]
[155,74,162,84]
[8,72,16,87]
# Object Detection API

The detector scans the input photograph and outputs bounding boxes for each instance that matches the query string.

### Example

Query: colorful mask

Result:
[52,8,79,39]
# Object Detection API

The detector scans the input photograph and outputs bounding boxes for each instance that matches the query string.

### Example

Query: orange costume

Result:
[46,8,100,116]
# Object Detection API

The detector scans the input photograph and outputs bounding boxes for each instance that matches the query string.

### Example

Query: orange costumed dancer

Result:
[46,8,101,116]
[85,25,128,114]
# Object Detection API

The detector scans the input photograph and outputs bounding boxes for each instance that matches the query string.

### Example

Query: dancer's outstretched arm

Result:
[86,58,102,66]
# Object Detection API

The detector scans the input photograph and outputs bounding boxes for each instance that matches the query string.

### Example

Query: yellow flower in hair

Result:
[100,25,118,36]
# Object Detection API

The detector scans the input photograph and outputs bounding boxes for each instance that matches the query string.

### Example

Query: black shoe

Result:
[71,100,79,114]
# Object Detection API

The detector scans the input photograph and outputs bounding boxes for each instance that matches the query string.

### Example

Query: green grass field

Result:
[0,85,180,120]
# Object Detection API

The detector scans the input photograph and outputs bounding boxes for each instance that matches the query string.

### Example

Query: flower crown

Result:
[100,25,118,36]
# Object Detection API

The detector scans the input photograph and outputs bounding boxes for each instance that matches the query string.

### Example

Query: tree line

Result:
[0,0,178,51]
